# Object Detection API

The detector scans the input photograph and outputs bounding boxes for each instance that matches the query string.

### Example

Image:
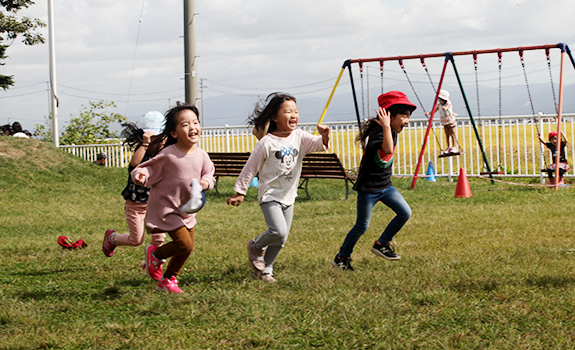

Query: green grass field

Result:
[1,137,575,349]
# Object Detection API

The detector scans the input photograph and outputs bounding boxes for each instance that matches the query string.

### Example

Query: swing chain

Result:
[421,57,437,93]
[473,52,481,118]
[519,49,537,118]
[545,47,559,114]
[498,51,502,122]
[380,59,384,95]
[359,60,365,120]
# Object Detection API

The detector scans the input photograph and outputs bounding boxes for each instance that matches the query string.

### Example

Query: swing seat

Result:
[438,151,462,158]
[480,171,505,175]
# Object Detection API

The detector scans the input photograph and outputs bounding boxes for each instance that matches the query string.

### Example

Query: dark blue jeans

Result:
[337,185,411,258]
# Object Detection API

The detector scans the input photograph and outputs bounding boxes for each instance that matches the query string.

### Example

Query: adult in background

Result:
[93,152,108,166]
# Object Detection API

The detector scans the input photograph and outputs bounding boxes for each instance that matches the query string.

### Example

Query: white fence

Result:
[60,113,575,180]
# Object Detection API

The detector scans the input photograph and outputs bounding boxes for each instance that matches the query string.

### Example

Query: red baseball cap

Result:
[378,91,417,111]
[549,131,558,140]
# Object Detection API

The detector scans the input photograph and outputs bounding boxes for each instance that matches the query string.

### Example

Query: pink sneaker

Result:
[157,276,183,294]
[102,229,117,257]
[247,239,265,272]
[145,244,165,281]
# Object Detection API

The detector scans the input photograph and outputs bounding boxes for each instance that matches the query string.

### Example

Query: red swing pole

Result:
[410,56,450,190]
[553,47,566,190]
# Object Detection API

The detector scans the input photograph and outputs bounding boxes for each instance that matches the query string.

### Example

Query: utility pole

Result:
[184,0,198,107]
[199,78,207,125]
[47,0,59,147]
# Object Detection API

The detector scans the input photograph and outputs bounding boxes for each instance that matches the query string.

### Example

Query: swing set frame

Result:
[317,43,575,191]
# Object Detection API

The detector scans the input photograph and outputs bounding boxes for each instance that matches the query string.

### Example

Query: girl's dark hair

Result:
[2,124,12,135]
[150,102,200,150]
[247,92,296,134]
[356,104,414,145]
[12,122,23,133]
[121,122,145,149]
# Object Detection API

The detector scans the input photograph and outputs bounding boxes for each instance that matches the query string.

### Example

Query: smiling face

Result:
[170,109,201,153]
[272,100,299,134]
[390,112,411,133]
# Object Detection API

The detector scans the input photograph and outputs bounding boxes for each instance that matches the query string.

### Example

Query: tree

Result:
[1,0,46,90]
[35,101,128,145]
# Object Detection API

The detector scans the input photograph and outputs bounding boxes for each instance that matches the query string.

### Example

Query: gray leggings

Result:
[253,201,294,275]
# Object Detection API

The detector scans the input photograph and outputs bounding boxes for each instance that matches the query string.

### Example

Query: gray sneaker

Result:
[247,239,265,272]
[252,270,276,282]
[371,241,401,260]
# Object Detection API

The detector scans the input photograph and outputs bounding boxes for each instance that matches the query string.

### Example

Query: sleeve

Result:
[131,154,165,187]
[201,153,216,190]
[300,129,329,155]
[233,141,267,195]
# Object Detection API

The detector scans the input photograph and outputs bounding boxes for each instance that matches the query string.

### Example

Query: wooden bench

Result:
[299,153,356,200]
[208,152,356,199]
[209,152,251,193]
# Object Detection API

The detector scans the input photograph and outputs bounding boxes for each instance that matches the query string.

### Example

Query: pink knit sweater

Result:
[131,144,215,233]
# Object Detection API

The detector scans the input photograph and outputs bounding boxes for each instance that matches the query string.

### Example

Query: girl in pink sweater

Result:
[132,103,215,294]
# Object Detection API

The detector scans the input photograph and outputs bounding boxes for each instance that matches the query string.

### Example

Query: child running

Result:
[538,130,570,185]
[102,111,166,258]
[227,92,330,282]
[132,103,215,294]
[333,91,415,271]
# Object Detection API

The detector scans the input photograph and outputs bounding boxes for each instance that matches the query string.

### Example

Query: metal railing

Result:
[59,113,574,180]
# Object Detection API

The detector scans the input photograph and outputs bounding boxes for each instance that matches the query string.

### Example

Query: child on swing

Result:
[102,111,166,259]
[333,91,415,271]
[538,130,570,185]
[426,89,459,156]
[132,103,215,294]
[227,92,330,282]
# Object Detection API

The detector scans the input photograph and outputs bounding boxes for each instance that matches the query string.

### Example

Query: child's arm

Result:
[131,155,165,187]
[199,154,216,191]
[561,129,569,144]
[227,144,265,206]
[130,131,155,167]
[374,107,394,154]
[317,124,330,148]
[537,133,546,144]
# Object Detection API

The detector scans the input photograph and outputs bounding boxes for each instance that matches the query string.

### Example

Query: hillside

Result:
[0,137,126,240]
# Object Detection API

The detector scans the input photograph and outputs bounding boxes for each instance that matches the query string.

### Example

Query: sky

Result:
[1,0,575,132]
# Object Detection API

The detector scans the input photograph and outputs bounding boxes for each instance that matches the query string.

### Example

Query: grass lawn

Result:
[1,137,575,349]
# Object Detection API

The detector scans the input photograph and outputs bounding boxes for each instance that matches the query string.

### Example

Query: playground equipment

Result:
[316,43,575,191]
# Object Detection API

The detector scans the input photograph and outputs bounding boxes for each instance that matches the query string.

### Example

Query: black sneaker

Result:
[332,255,354,271]
[371,241,401,260]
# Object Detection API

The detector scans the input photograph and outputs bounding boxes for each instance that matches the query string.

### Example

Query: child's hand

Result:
[199,179,209,190]
[134,173,146,186]
[227,193,245,207]
[317,124,330,137]
[375,107,391,128]
[142,131,155,144]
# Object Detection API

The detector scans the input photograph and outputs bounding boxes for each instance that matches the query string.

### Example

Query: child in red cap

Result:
[538,130,570,185]
[333,91,416,271]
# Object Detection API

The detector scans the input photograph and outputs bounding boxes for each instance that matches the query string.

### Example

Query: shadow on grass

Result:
[525,275,575,288]
[182,264,247,285]
[450,278,500,293]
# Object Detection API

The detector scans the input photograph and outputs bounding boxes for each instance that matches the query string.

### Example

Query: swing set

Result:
[316,43,575,191]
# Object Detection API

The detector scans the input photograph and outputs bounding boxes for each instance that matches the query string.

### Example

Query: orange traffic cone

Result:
[454,168,472,198]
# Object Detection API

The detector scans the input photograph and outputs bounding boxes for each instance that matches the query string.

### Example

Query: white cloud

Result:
[1,0,575,129]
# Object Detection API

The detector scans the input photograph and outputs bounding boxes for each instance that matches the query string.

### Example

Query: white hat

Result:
[438,90,450,101]
[142,111,165,135]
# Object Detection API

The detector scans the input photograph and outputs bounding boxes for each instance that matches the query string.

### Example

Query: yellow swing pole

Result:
[314,65,347,135]
[554,49,566,190]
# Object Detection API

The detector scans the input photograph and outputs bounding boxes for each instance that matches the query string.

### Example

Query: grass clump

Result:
[1,137,575,349]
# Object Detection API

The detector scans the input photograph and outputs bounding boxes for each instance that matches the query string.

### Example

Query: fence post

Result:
[225,124,230,152]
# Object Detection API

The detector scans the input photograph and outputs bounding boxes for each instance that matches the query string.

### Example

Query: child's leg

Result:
[114,200,147,246]
[253,201,294,275]
[154,226,194,279]
[376,186,412,243]
[337,191,379,258]
[445,125,456,149]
